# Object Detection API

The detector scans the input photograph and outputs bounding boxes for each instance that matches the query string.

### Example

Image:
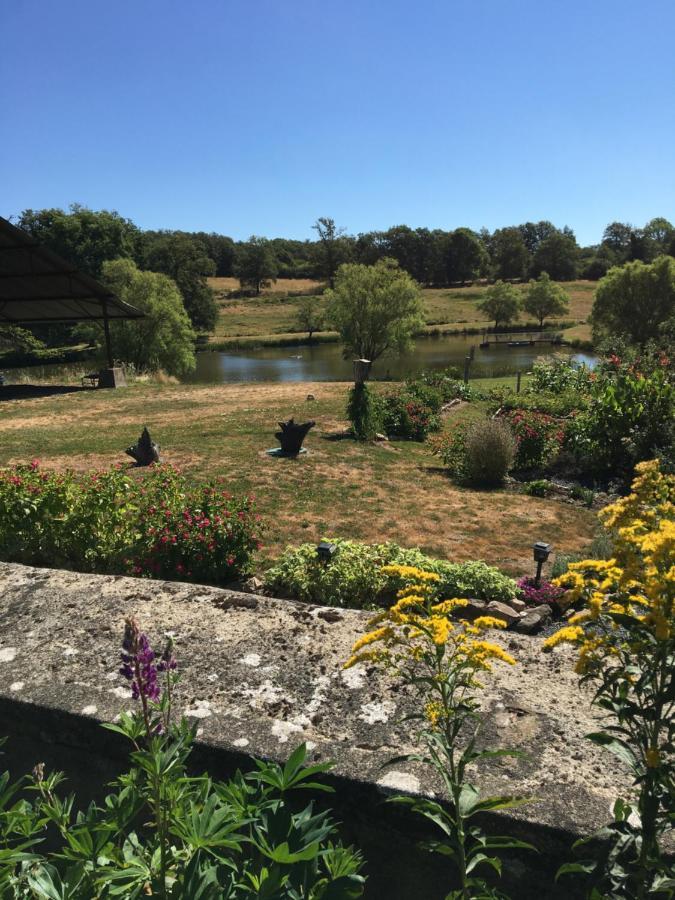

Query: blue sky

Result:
[1,0,674,245]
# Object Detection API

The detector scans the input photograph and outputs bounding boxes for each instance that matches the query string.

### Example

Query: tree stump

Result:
[126,427,161,466]
[274,419,315,456]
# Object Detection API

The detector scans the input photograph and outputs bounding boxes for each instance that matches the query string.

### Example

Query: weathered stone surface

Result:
[454,599,488,621]
[506,596,527,613]
[0,563,633,853]
[513,604,554,635]
[486,600,522,626]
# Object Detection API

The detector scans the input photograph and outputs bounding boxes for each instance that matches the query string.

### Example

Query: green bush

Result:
[568,361,675,479]
[495,388,586,417]
[265,539,518,608]
[346,383,382,440]
[523,479,555,497]
[380,391,441,440]
[406,368,477,402]
[0,462,262,584]
[464,419,516,487]
[529,357,595,394]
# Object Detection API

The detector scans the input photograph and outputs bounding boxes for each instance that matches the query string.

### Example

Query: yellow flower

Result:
[424,701,443,727]
[543,626,584,650]
[472,616,508,631]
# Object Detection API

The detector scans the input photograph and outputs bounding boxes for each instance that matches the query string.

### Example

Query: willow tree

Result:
[326,258,422,378]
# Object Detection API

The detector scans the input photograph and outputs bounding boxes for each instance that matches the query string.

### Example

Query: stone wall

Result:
[0,562,632,898]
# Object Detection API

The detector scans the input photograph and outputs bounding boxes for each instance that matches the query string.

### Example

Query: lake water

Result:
[0,333,596,386]
[184,334,596,384]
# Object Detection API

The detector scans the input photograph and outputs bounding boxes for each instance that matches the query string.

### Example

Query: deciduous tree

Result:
[477,280,521,329]
[312,217,351,287]
[326,258,423,377]
[141,232,218,332]
[295,296,324,342]
[99,258,196,376]
[591,256,675,346]
[234,236,278,295]
[523,272,570,327]
[531,232,579,281]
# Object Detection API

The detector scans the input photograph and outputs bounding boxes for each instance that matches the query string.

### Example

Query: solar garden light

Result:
[533,541,552,587]
[316,542,338,565]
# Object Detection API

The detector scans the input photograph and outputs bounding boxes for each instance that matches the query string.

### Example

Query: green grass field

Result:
[0,379,596,576]
[207,278,597,347]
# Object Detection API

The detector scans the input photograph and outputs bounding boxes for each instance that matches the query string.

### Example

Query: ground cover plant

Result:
[0,618,365,898]
[544,460,675,895]
[265,540,518,608]
[345,565,532,899]
[0,462,262,585]
[0,381,596,574]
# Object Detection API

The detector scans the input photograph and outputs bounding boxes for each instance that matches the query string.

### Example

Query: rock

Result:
[454,599,488,621]
[374,433,389,442]
[506,597,527,613]
[227,576,265,594]
[513,604,553,635]
[486,601,521,627]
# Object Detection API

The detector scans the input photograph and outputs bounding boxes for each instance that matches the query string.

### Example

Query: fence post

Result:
[516,370,522,393]
[464,356,471,384]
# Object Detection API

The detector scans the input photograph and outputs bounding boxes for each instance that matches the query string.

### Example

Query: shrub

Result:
[501,408,565,470]
[529,357,595,395]
[463,419,516,486]
[0,463,262,585]
[523,479,555,497]
[551,527,615,578]
[380,391,441,440]
[494,388,586,417]
[568,361,675,479]
[569,484,595,507]
[407,368,478,402]
[347,383,383,440]
[0,619,365,897]
[265,539,518,608]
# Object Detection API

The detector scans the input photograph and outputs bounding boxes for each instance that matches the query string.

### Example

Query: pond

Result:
[184,333,596,384]
[0,333,596,386]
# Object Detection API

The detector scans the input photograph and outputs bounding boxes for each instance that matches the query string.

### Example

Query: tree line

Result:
[15,206,675,329]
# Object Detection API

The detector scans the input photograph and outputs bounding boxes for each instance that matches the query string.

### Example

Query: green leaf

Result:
[586,733,638,772]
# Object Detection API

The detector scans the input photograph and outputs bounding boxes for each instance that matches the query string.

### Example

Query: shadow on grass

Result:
[0,384,94,402]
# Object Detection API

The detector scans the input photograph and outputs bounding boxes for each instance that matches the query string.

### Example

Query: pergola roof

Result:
[0,216,144,323]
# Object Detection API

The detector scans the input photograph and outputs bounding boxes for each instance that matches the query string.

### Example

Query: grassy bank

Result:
[0,379,594,575]
[207,278,597,349]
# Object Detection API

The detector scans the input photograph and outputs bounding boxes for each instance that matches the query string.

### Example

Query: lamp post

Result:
[533,541,551,587]
[316,542,338,565]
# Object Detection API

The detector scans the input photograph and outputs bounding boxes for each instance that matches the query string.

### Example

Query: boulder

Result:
[513,604,553,635]
[486,601,521,627]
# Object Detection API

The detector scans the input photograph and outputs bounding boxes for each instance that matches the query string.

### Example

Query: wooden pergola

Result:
[0,215,143,372]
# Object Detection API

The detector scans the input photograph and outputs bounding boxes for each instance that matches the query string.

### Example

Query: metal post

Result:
[102,301,114,368]
[535,559,544,588]
[463,356,471,384]
[516,371,522,393]
[470,344,475,360]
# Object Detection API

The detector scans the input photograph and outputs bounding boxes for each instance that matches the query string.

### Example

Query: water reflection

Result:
[185,334,596,385]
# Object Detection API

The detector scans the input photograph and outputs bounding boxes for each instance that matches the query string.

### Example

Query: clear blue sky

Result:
[2,0,674,246]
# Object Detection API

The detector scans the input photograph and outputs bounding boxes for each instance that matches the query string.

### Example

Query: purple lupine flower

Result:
[120,617,160,702]
[157,637,178,674]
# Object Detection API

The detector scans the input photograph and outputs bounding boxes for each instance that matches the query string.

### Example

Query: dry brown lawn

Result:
[0,382,596,576]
